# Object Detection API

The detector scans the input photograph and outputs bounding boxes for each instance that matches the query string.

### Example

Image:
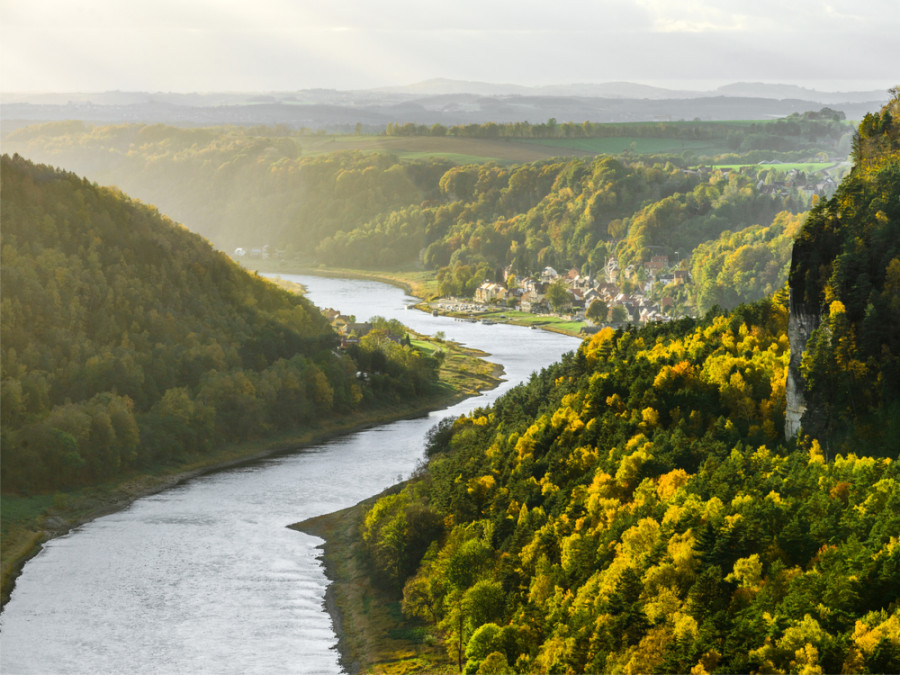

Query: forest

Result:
[0,155,444,493]
[3,116,840,314]
[351,95,900,673]
[382,108,851,152]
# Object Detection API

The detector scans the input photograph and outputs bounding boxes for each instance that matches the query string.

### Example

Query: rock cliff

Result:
[784,288,819,439]
[783,90,900,444]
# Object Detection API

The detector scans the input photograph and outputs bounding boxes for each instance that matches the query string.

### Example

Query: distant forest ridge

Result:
[4,117,846,317]
[1,81,892,132]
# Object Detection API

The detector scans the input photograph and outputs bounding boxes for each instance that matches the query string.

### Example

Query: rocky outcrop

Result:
[784,289,820,439]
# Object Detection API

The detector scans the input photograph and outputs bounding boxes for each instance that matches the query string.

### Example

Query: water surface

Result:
[0,276,578,674]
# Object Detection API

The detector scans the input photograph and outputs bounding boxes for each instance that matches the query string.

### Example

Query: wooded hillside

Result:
[351,97,900,674]
[0,155,442,492]
[4,121,829,312]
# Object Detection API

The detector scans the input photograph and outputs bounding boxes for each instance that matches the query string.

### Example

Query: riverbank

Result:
[254,264,591,338]
[1,338,502,610]
[293,487,454,675]
[247,262,440,300]
[423,302,590,338]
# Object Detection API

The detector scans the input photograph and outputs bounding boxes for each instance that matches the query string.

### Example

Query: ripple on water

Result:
[0,276,576,675]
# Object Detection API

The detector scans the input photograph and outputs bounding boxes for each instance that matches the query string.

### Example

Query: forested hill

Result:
[350,98,900,673]
[3,120,828,311]
[786,92,900,451]
[0,155,440,492]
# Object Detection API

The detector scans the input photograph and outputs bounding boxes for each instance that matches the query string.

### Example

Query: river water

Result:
[0,276,578,674]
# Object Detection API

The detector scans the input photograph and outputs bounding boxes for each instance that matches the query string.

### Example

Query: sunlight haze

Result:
[1,0,898,93]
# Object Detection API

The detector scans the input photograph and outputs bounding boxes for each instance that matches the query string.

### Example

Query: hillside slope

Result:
[786,91,900,449]
[342,97,900,674]
[0,154,441,493]
[3,122,821,308]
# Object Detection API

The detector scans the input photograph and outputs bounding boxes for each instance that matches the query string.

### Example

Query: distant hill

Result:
[377,79,890,104]
[1,81,890,131]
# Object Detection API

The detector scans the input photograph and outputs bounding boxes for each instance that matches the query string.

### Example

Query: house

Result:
[568,288,585,308]
[575,274,594,289]
[474,282,507,304]
[520,298,548,314]
[338,321,372,337]
[596,283,618,298]
[541,266,559,283]
[522,280,548,301]
[520,276,540,294]
[648,255,669,273]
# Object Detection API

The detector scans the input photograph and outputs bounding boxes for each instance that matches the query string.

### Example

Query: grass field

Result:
[520,136,728,156]
[478,309,586,336]
[292,133,731,164]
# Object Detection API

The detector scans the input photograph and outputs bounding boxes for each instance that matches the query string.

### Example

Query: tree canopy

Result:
[354,97,900,674]
[0,155,443,492]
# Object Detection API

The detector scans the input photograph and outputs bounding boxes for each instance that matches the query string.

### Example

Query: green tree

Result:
[546,280,570,313]
[586,299,608,323]
[610,305,629,323]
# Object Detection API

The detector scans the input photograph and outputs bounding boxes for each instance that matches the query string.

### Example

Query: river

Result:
[0,275,578,674]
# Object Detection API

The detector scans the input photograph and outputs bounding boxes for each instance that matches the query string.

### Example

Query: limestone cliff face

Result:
[784,288,819,439]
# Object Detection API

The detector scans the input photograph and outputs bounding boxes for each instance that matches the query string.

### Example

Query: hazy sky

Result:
[2,0,898,93]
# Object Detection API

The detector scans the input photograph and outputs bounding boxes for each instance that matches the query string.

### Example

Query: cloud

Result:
[1,0,898,92]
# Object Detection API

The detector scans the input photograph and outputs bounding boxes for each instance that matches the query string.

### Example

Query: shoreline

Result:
[1,336,503,611]
[248,263,436,299]
[292,480,453,675]
[254,264,591,338]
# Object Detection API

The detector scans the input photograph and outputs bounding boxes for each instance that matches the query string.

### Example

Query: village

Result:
[431,255,692,333]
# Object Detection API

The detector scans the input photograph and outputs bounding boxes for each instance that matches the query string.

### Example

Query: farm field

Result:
[520,136,728,156]
[292,131,846,165]
[710,161,851,175]
[295,135,581,163]
[295,133,735,163]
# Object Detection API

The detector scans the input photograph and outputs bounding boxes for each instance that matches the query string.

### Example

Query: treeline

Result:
[352,98,900,673]
[689,211,806,314]
[383,108,850,151]
[0,155,442,493]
